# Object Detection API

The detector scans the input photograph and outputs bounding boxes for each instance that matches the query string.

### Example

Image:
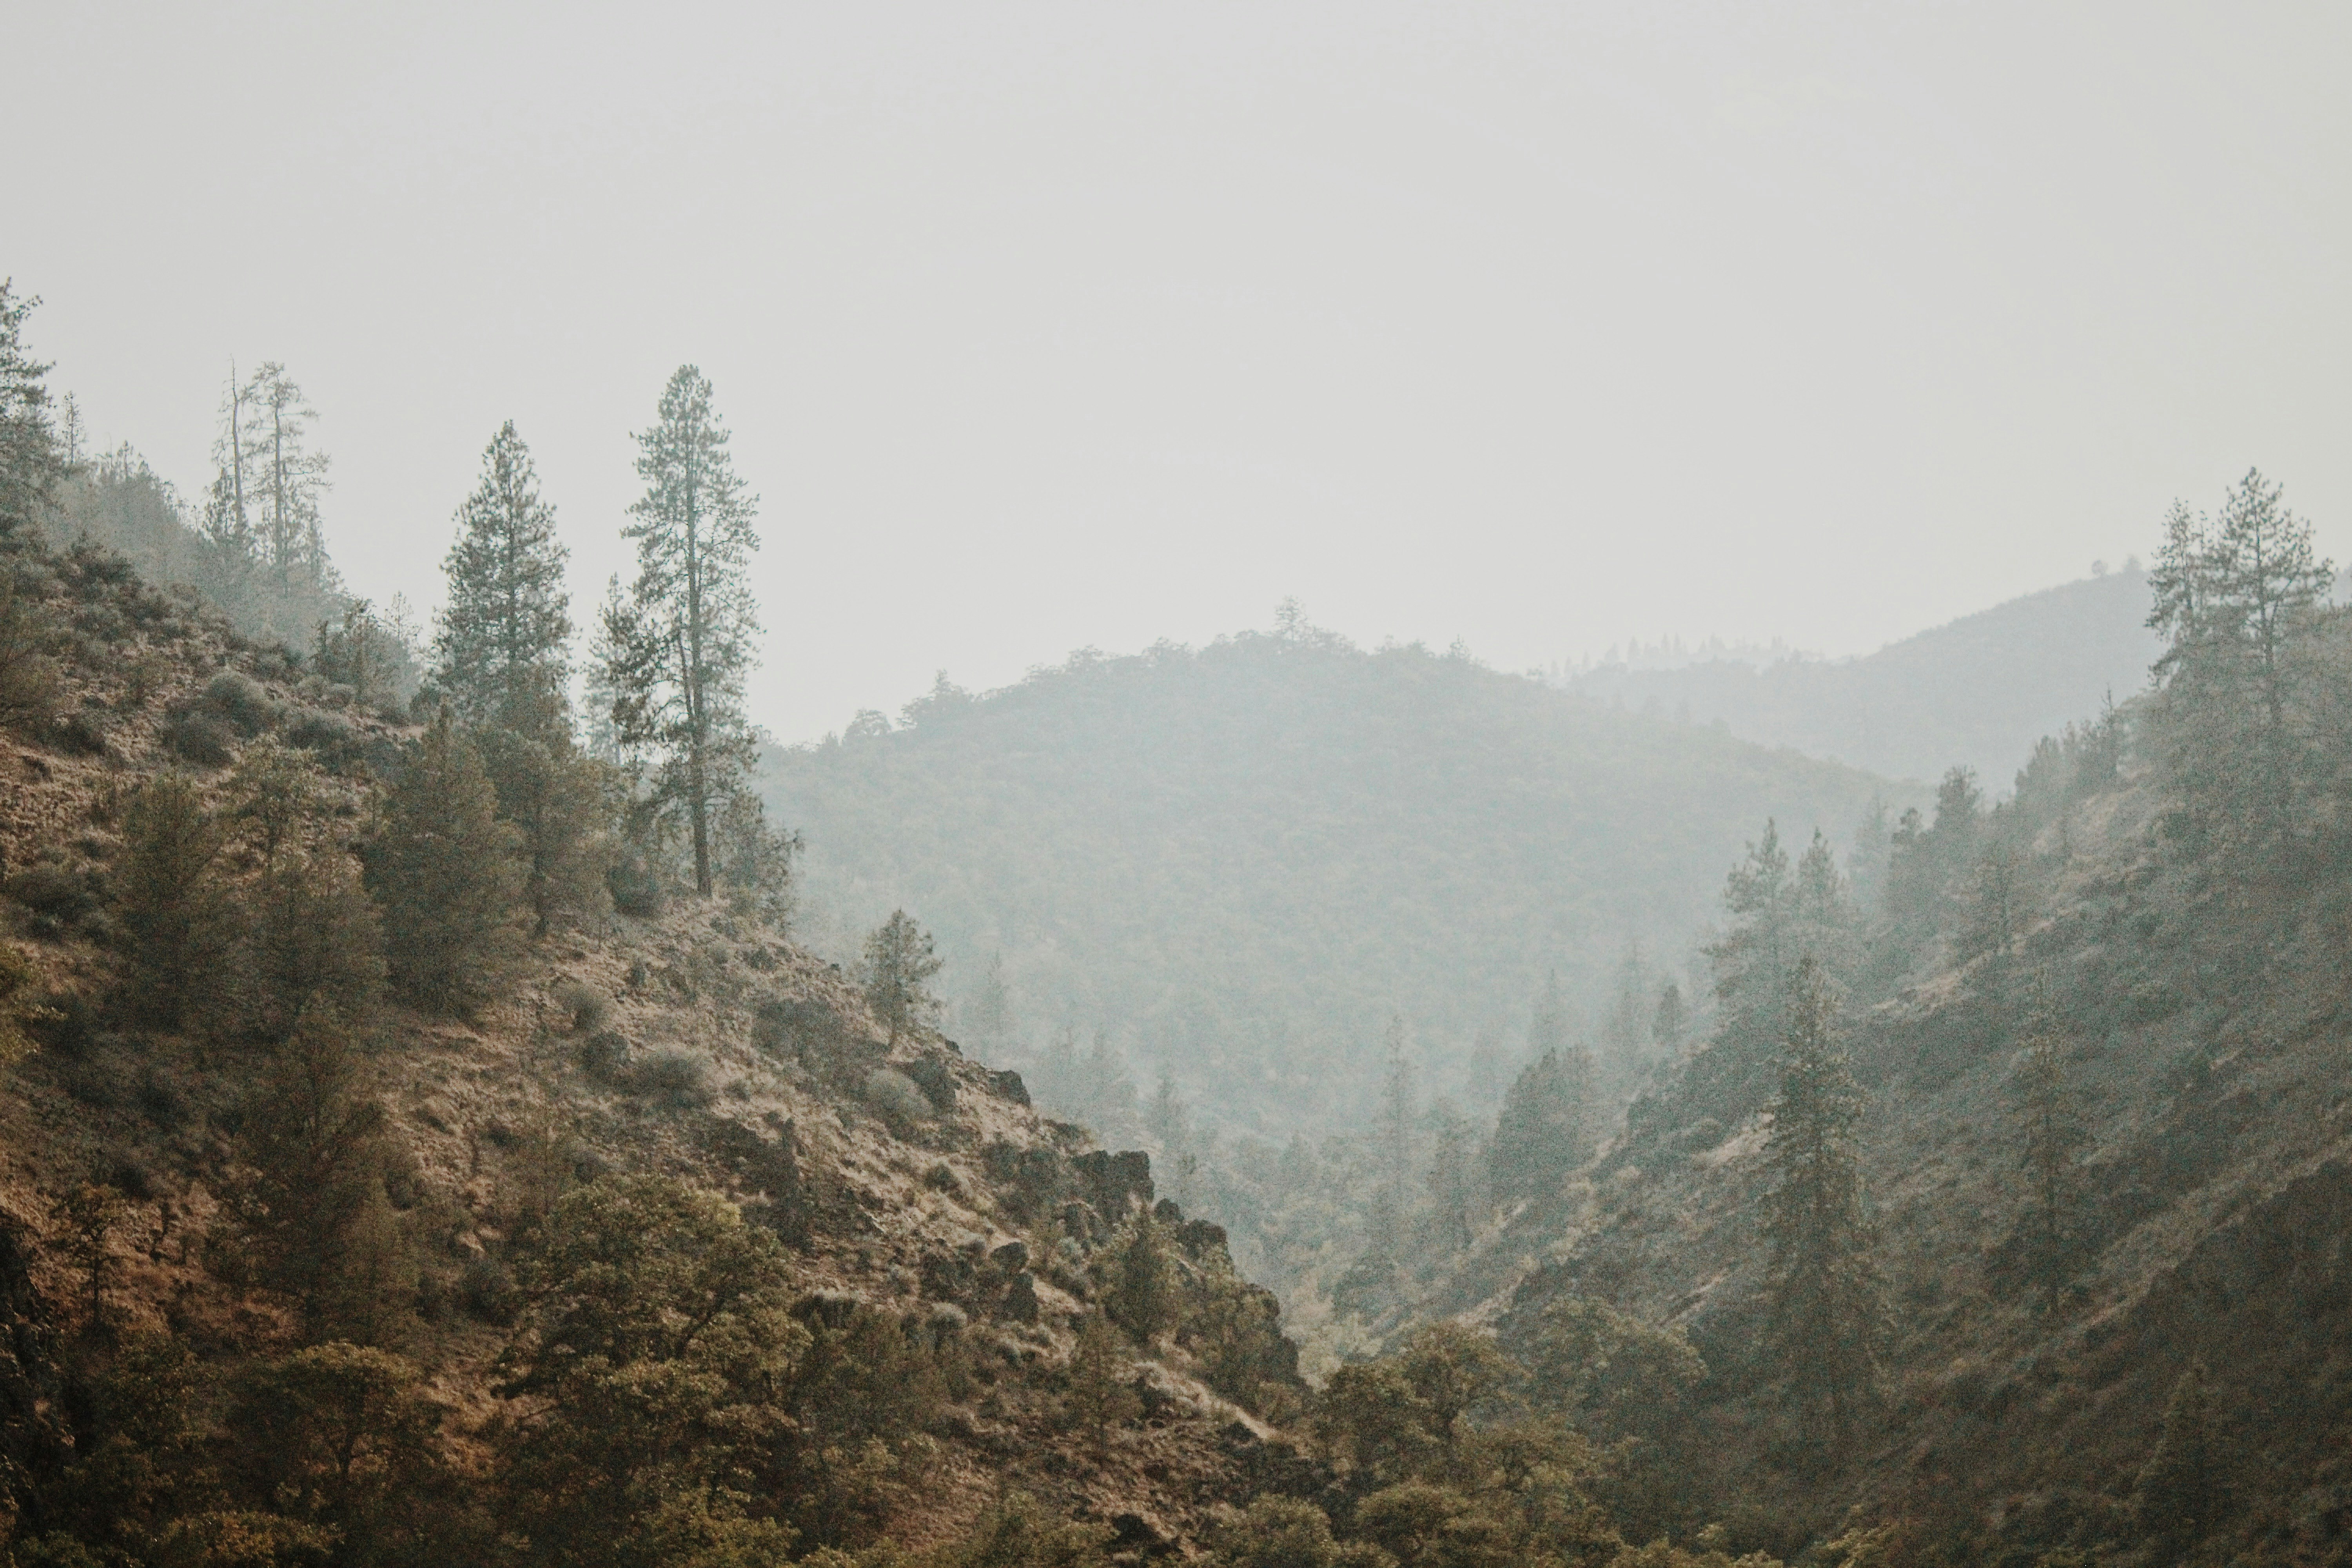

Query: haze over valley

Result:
[5,7,2350,1568]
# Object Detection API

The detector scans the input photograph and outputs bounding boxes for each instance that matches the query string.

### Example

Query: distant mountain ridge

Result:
[1566,568,2161,785]
[763,628,1905,1135]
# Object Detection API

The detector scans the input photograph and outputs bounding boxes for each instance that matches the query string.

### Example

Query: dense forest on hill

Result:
[763,626,1902,1134]
[1567,568,2161,784]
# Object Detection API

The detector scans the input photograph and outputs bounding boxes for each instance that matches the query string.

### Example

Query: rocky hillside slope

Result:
[0,552,1305,1557]
[1415,757,2352,1557]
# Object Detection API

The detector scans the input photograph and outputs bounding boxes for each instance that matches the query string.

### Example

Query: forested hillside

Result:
[1568,567,2161,784]
[0,297,1321,1567]
[1337,471,2352,1561]
[763,627,1902,1134]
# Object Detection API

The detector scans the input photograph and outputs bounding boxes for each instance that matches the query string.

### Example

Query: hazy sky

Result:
[11,2,2348,741]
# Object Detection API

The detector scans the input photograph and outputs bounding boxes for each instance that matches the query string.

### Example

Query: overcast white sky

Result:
[10,2,2348,741]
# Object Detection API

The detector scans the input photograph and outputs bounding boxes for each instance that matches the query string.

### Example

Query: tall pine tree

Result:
[241,362,331,602]
[2013,1005,2087,1313]
[2147,470,2334,863]
[1760,954,1884,1452]
[601,367,761,895]
[432,421,573,733]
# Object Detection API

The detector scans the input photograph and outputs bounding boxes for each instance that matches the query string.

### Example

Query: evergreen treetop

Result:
[602,365,762,895]
[432,420,572,733]
[862,908,944,1048]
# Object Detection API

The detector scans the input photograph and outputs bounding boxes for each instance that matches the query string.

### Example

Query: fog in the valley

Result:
[11,3,2350,741]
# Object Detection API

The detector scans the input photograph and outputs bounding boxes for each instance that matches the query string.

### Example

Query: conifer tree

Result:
[1710,820,1799,1044]
[247,848,387,1040]
[1066,1310,1140,1452]
[1427,1099,1474,1253]
[2013,1011,2087,1313]
[966,950,1013,1046]
[1759,955,1883,1451]
[204,362,259,584]
[431,421,573,733]
[312,597,419,712]
[1146,1073,1190,1156]
[228,998,400,1336]
[229,736,318,869]
[1601,941,1649,1063]
[1963,829,2028,964]
[116,771,234,1029]
[1651,980,1687,1057]
[711,788,799,927]
[2133,1362,2226,1547]
[2147,471,2334,859]
[601,366,761,895]
[1883,773,1984,950]
[476,727,615,938]
[241,362,330,601]
[1489,980,1596,1210]
[363,710,526,1015]
[1847,796,1891,913]
[0,280,63,543]
[862,909,943,1048]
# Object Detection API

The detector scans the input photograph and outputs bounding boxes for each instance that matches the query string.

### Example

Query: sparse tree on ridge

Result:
[1066,1310,1140,1452]
[862,909,943,1048]
[966,949,1013,1046]
[240,362,331,599]
[432,421,573,734]
[202,361,259,586]
[2147,470,2335,858]
[601,366,762,895]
